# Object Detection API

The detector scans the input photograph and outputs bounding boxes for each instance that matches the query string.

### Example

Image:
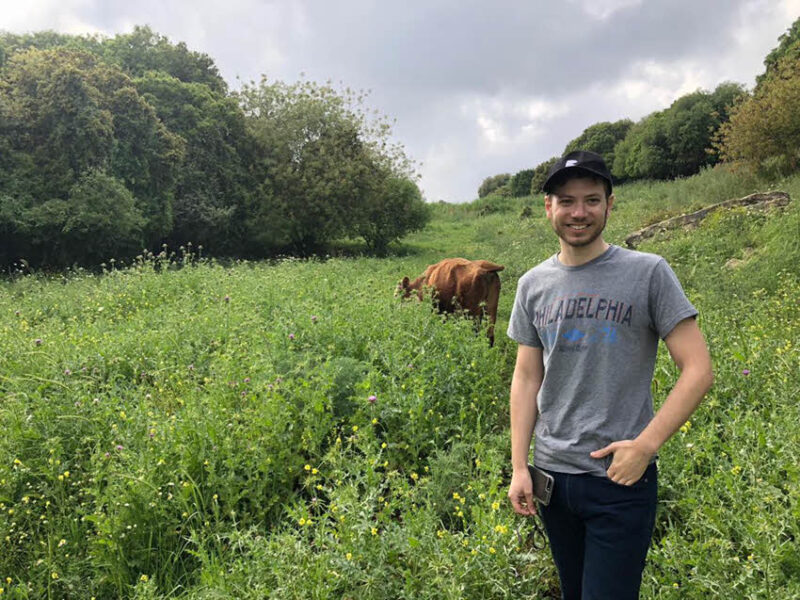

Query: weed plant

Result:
[0,166,798,598]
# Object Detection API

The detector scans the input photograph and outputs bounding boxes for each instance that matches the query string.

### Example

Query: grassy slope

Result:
[0,165,798,599]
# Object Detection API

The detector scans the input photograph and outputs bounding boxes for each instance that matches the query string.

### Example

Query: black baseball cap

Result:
[542,150,613,194]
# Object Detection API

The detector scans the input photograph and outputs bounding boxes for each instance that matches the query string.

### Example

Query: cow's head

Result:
[396,276,413,299]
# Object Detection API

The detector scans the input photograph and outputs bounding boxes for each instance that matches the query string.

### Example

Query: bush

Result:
[477,173,511,198]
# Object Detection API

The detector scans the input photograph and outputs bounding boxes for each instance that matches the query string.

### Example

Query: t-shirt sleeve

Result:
[649,259,698,339]
[507,276,543,348]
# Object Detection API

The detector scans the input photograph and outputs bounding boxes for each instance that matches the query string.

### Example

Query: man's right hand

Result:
[508,468,537,516]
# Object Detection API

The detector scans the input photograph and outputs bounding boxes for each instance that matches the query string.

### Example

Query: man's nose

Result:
[571,202,587,218]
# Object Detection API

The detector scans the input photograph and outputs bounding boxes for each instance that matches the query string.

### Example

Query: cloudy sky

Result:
[2,1,799,202]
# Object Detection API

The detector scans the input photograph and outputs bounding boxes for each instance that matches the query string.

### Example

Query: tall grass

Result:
[0,166,798,598]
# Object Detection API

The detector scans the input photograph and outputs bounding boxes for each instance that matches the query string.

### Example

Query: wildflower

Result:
[116,445,124,451]
[311,315,318,323]
[742,369,750,375]
[58,539,66,547]
[352,425,358,433]
[494,525,508,534]
[64,369,72,376]
[368,395,377,404]
[34,338,43,346]
[372,418,378,425]
[489,547,496,554]
[223,295,230,303]
[311,468,318,475]
[491,502,500,511]
[381,442,387,449]
[345,552,352,561]
[304,464,311,471]
[140,574,149,582]
[298,517,307,526]
[410,472,419,481]
[288,333,295,340]
[51,572,59,580]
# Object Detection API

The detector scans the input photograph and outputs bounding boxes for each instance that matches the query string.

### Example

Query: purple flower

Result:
[368,395,377,404]
[288,333,295,340]
[244,377,250,383]
[742,369,750,376]
[64,369,72,376]
[188,364,194,371]
[115,445,124,451]
[104,452,110,458]
[34,338,43,346]
[311,315,318,323]
[224,295,231,303]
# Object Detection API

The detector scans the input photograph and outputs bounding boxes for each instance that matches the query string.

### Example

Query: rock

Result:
[625,191,791,249]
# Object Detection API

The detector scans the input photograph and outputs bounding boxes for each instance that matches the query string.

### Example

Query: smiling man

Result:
[506,151,713,599]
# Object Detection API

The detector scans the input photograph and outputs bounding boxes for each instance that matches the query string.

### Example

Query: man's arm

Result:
[590,317,714,485]
[508,344,544,515]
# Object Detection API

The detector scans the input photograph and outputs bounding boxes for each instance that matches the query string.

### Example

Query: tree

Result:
[135,72,255,252]
[716,55,800,173]
[0,48,182,266]
[238,78,418,255]
[355,174,430,255]
[100,26,226,94]
[612,83,744,181]
[529,157,559,195]
[478,173,511,198]
[563,119,632,171]
[757,16,800,87]
[510,168,535,198]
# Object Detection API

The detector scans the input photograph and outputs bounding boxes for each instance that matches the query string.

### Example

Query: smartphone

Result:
[528,464,554,506]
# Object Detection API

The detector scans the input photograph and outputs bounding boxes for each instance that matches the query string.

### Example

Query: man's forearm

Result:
[636,364,713,455]
[510,376,540,471]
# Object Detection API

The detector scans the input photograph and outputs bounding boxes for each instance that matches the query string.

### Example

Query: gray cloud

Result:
[1,0,797,201]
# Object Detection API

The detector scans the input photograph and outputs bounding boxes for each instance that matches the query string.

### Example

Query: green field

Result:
[1,165,799,599]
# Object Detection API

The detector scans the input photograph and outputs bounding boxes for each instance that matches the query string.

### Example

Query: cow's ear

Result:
[402,276,410,288]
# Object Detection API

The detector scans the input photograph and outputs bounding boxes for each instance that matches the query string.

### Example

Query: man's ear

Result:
[606,193,615,212]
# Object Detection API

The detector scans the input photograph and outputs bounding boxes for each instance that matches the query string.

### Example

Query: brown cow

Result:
[398,258,504,346]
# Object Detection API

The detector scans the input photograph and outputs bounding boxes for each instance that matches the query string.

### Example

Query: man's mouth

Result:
[567,224,589,230]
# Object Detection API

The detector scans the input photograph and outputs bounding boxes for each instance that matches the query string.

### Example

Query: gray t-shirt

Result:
[507,245,697,477]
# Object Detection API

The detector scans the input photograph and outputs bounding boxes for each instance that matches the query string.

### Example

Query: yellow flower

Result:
[140,574,149,582]
[372,418,378,425]
[491,502,500,511]
[410,472,419,481]
[352,425,359,433]
[311,468,318,475]
[494,525,508,534]
[381,442,387,449]
[51,572,59,580]
[58,539,67,547]
[345,552,352,561]
[371,527,378,536]
[489,547,496,554]
[304,464,311,471]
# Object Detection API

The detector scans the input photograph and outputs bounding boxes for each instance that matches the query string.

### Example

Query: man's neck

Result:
[557,240,610,267]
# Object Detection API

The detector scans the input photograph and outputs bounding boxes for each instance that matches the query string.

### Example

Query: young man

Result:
[506,150,713,599]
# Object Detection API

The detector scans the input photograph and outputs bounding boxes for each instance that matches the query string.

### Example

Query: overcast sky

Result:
[2,1,799,202]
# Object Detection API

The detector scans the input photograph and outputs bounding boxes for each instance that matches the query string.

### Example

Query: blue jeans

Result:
[538,463,658,600]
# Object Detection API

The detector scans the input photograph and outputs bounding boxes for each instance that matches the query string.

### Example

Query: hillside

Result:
[0,165,798,599]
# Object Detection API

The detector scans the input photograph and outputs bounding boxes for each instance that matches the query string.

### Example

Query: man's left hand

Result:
[590,439,654,485]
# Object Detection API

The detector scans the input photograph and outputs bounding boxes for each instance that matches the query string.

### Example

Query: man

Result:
[506,150,713,599]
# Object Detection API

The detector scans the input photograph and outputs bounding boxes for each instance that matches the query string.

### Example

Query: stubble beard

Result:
[553,210,609,248]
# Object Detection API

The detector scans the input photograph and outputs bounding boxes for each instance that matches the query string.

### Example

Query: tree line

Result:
[479,16,800,199]
[0,27,430,268]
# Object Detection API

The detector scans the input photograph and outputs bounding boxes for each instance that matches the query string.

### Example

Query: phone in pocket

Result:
[528,464,554,506]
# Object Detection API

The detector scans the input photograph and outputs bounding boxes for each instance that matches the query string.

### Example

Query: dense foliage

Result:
[477,173,511,198]
[611,82,745,181]
[509,169,535,198]
[717,53,800,175]
[563,119,632,175]
[0,28,428,268]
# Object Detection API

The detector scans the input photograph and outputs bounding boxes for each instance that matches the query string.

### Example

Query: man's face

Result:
[545,177,614,248]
